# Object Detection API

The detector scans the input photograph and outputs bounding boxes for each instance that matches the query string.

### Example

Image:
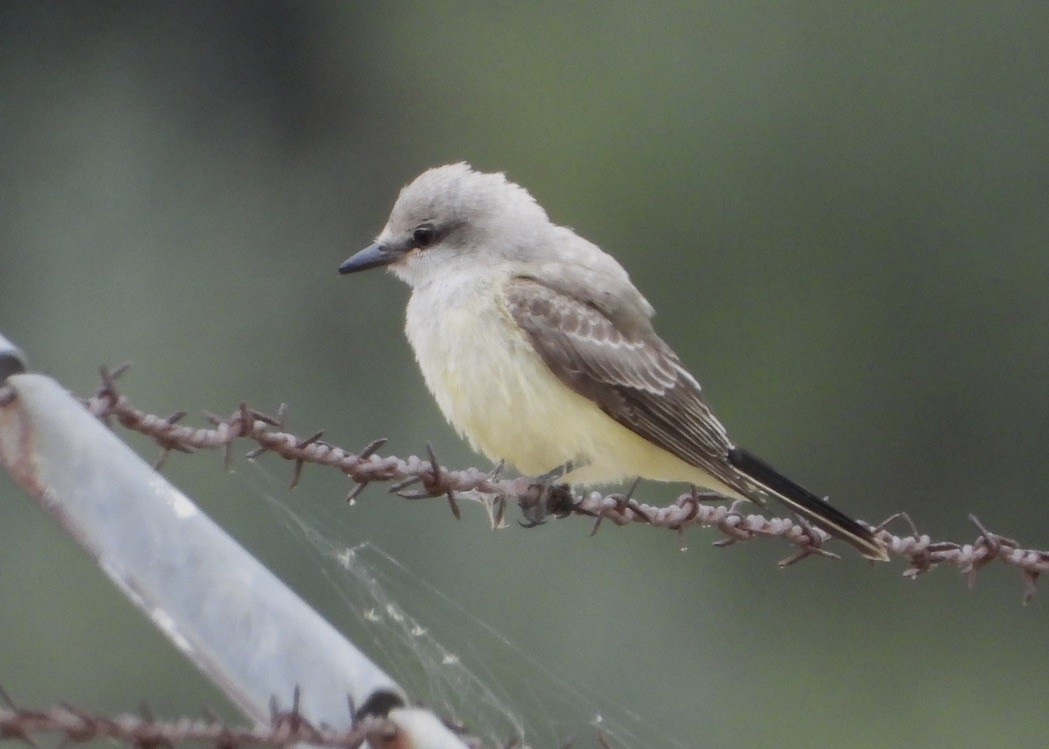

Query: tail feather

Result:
[727,447,888,562]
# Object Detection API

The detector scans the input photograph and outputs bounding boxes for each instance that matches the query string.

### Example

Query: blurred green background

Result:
[2,2,1048,747]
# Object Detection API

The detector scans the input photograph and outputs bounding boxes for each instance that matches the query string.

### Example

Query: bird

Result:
[339,163,887,561]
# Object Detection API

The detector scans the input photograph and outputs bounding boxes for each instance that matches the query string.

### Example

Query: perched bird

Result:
[339,163,887,561]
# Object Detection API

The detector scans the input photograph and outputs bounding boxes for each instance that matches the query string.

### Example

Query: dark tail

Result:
[727,447,888,561]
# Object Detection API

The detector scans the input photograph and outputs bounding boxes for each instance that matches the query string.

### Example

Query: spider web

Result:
[239,461,689,749]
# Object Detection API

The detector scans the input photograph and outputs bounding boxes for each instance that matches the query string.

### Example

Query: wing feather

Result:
[504,276,741,490]
[503,274,888,560]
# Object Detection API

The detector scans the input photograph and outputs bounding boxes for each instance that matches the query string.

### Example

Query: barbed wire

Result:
[0,686,529,749]
[77,364,1048,602]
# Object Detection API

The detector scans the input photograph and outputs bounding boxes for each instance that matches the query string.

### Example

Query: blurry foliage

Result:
[1,3,1048,747]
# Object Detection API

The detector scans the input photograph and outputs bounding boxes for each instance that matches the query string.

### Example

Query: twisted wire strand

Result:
[77,365,1048,602]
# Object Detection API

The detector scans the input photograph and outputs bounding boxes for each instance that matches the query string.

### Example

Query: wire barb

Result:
[426,441,460,519]
[290,431,325,489]
[0,689,534,749]
[74,366,1049,601]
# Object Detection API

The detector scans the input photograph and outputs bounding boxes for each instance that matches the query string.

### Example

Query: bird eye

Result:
[412,224,437,248]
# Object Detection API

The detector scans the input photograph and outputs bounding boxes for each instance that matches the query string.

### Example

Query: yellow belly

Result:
[404,278,743,498]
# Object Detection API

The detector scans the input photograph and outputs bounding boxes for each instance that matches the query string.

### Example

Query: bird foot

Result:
[514,463,577,526]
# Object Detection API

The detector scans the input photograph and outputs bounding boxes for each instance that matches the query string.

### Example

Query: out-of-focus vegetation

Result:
[2,4,1047,747]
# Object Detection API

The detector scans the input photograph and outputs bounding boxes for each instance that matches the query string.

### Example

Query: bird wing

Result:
[503,273,887,561]
[502,274,742,491]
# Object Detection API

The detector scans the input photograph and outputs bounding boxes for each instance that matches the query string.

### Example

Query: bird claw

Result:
[515,472,574,527]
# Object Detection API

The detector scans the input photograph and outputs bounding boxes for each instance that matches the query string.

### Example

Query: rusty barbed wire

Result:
[0,685,593,749]
[0,685,515,749]
[78,364,1048,602]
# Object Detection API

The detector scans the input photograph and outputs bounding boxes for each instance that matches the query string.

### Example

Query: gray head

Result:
[339,163,553,286]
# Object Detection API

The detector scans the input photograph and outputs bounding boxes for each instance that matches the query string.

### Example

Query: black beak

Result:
[338,241,406,274]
